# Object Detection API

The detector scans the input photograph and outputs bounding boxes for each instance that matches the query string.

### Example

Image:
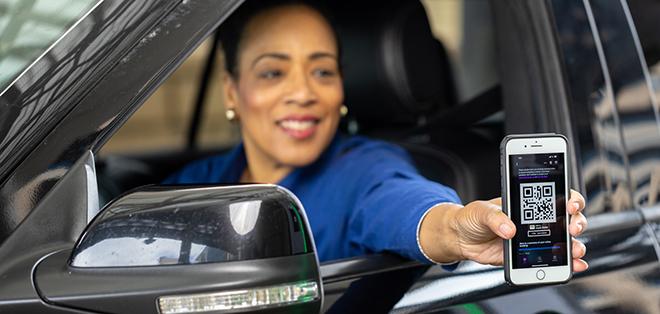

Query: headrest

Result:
[331,0,456,131]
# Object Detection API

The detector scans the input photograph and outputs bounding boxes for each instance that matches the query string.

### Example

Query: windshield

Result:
[0,0,100,92]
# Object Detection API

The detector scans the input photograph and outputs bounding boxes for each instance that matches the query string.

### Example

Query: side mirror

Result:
[34,184,322,314]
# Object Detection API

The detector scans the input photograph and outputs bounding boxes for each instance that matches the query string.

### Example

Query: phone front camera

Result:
[524,145,527,148]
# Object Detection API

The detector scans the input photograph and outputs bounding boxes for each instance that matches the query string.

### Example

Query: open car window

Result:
[101,0,500,156]
[423,0,498,103]
[99,38,240,155]
[96,0,503,258]
[96,0,503,204]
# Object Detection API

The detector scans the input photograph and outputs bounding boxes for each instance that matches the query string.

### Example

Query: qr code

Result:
[520,182,556,224]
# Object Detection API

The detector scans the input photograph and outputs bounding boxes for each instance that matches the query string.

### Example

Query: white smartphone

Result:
[501,134,572,286]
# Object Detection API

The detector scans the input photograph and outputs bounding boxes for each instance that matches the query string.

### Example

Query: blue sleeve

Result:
[162,156,223,184]
[345,145,461,264]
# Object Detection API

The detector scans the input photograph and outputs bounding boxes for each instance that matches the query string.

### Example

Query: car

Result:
[0,0,658,313]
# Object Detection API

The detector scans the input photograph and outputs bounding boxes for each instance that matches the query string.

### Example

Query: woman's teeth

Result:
[280,120,316,130]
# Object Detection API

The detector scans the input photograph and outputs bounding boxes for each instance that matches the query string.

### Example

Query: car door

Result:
[570,1,660,311]
[0,0,243,312]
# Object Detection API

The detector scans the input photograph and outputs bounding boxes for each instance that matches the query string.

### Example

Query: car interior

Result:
[94,2,504,309]
[95,0,504,210]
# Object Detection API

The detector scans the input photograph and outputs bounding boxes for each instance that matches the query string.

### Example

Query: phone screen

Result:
[509,153,568,269]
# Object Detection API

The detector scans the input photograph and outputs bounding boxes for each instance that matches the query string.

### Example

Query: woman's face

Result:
[224,4,343,169]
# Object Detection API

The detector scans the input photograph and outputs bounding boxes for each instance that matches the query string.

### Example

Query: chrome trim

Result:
[583,0,634,195]
[82,151,100,222]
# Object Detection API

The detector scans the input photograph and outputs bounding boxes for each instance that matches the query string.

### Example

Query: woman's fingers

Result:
[479,201,516,239]
[568,189,586,215]
[483,198,514,238]
[570,212,588,236]
[491,192,587,235]
[488,197,502,206]
[572,238,586,259]
[573,258,589,272]
[572,238,588,272]
[568,191,589,273]
[493,190,585,214]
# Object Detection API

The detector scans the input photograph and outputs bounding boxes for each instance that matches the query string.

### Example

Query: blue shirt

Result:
[164,134,461,263]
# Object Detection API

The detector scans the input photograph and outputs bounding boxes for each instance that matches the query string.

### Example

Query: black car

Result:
[0,0,658,313]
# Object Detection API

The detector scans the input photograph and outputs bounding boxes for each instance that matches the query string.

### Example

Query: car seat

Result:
[330,0,503,203]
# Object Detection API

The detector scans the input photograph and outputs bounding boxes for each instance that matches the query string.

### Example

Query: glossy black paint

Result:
[71,185,313,267]
[0,0,179,240]
[591,0,660,210]
[0,152,95,313]
[551,0,623,216]
[390,212,657,313]
[492,0,582,194]
[321,211,659,313]
[321,253,419,285]
[35,182,323,313]
[0,0,242,246]
[0,162,322,313]
[38,250,321,314]
[493,1,574,136]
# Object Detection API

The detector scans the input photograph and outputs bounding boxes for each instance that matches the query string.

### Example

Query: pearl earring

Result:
[340,105,348,117]
[225,108,236,121]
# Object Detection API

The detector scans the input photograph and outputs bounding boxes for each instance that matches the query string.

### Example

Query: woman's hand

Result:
[419,190,588,272]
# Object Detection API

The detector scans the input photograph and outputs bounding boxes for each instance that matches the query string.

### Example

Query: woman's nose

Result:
[284,69,318,106]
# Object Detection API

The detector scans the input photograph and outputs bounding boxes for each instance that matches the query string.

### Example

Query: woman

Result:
[166,0,588,270]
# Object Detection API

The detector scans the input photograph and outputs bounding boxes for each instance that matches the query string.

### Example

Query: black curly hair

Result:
[218,0,341,79]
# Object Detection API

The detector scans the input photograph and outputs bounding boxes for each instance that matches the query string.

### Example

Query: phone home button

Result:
[536,270,546,280]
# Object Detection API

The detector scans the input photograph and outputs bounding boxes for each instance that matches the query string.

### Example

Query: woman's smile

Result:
[276,114,321,140]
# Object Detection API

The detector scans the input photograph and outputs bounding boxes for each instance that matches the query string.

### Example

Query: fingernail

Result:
[573,202,580,211]
[499,224,513,236]
[576,222,583,233]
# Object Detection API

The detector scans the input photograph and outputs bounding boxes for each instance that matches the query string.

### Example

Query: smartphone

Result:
[501,133,572,286]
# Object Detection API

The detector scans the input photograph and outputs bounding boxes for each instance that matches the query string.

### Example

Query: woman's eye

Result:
[258,70,283,79]
[312,68,337,78]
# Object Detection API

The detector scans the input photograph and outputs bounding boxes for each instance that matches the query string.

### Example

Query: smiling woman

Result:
[220,2,344,182]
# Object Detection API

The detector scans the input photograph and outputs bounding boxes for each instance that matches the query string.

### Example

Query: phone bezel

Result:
[504,136,572,285]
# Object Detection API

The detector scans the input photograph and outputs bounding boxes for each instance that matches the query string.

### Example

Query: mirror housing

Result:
[35,184,322,314]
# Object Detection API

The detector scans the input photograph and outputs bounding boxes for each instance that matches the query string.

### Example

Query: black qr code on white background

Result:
[520,182,556,224]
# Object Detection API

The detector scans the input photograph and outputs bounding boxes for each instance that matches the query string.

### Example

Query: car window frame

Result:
[0,1,173,187]
[0,0,105,94]
[0,0,243,243]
